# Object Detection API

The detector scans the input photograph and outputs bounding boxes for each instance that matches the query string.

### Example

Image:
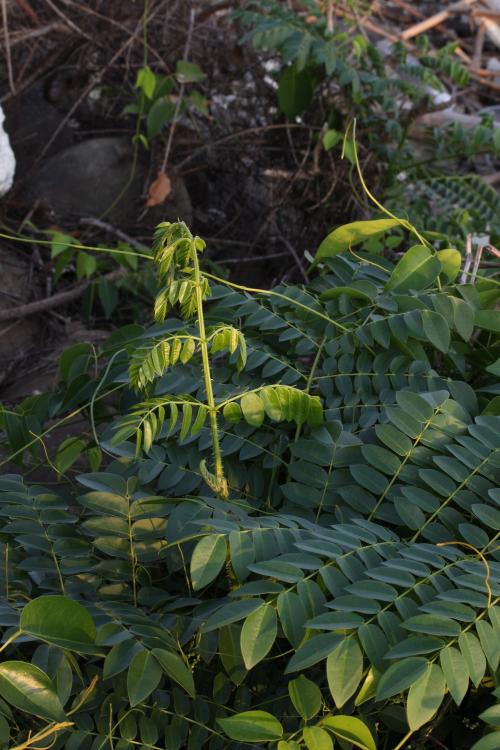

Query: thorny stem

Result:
[191,240,228,498]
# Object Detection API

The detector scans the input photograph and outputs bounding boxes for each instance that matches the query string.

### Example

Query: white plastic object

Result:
[0,104,16,197]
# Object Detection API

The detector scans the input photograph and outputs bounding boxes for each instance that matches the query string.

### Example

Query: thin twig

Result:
[460,234,473,284]
[0,21,68,49]
[14,0,40,25]
[401,0,480,41]
[43,0,98,45]
[214,252,288,264]
[472,20,486,69]
[160,6,196,174]
[326,0,334,33]
[470,244,484,284]
[174,123,318,172]
[280,235,309,283]
[79,218,148,251]
[1,0,15,94]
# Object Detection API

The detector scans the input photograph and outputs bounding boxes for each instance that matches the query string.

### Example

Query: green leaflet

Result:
[288,675,322,721]
[421,310,450,353]
[151,649,195,698]
[0,662,66,722]
[406,663,446,730]
[278,66,313,118]
[20,596,98,654]
[385,245,441,293]
[440,647,469,706]
[303,726,333,750]
[127,650,162,707]
[240,603,277,669]
[376,658,428,701]
[322,716,377,750]
[285,634,343,673]
[475,310,500,333]
[326,638,363,708]
[218,710,283,742]
[219,625,247,686]
[459,633,486,687]
[402,614,461,637]
[190,534,227,591]
[471,734,500,750]
[437,248,461,282]
[240,393,265,427]
[315,219,400,262]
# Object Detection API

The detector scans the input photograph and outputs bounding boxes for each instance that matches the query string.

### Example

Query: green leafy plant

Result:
[129,62,207,147]
[0,212,498,749]
[236,0,500,234]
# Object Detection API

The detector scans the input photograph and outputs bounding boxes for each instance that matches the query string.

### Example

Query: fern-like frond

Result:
[209,325,247,372]
[222,385,323,429]
[128,335,199,391]
[112,397,209,455]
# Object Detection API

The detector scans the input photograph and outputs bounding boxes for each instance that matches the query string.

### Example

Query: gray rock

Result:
[4,85,73,174]
[28,136,192,226]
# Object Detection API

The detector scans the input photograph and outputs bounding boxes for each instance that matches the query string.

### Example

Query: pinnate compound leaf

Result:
[152,649,195,697]
[315,219,399,261]
[20,596,97,653]
[385,245,441,293]
[127,650,162,707]
[0,662,66,721]
[240,603,277,669]
[326,638,363,708]
[217,711,283,742]
[190,534,226,591]
[322,715,376,750]
[289,675,322,721]
[303,726,333,750]
[406,663,446,730]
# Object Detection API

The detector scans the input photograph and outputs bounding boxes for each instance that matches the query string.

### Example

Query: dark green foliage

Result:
[236,1,500,241]
[0,219,498,749]
[390,175,500,245]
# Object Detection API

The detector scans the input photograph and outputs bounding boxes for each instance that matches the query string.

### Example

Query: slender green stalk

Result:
[191,241,228,498]
[0,629,21,654]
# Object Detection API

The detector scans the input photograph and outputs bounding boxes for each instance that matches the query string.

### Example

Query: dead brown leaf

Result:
[146,171,172,207]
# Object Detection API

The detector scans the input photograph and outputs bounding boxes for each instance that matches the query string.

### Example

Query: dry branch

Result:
[0,270,123,324]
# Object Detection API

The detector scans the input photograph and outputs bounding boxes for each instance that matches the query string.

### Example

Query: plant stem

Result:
[0,629,21,654]
[191,241,227,498]
[393,729,414,750]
